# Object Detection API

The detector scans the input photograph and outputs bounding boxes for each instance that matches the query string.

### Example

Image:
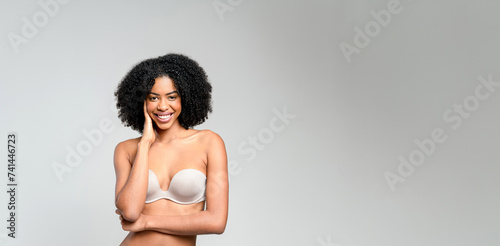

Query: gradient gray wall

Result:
[1,0,499,245]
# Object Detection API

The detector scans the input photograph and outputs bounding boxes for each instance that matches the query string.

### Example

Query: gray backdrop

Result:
[1,0,499,245]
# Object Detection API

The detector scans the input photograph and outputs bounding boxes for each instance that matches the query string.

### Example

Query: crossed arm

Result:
[113,132,229,235]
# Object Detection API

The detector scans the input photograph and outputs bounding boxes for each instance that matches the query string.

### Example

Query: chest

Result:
[148,141,206,168]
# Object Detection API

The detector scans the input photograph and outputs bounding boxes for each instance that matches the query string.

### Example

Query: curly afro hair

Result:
[115,53,212,133]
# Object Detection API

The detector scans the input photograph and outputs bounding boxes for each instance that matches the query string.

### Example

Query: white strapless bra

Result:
[146,169,206,204]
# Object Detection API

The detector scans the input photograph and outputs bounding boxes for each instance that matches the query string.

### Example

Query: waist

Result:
[121,231,196,246]
[120,199,204,245]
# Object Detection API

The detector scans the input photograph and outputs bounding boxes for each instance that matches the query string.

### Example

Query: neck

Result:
[154,122,188,143]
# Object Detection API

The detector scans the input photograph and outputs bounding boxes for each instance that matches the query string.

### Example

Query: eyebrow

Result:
[149,91,179,96]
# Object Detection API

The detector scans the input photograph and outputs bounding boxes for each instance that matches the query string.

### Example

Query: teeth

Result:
[157,114,171,120]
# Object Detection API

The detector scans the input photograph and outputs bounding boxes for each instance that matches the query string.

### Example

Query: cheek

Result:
[174,101,182,112]
[146,102,156,113]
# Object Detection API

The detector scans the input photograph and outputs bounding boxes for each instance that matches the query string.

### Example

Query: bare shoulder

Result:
[114,137,141,160]
[196,130,227,171]
[195,129,225,145]
[116,137,141,149]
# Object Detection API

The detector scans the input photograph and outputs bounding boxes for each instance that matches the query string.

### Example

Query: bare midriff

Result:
[120,199,205,246]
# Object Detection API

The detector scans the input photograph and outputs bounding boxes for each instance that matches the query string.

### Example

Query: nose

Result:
[157,99,168,111]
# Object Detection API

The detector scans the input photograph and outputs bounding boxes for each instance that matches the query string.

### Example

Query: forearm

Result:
[116,141,150,220]
[144,210,227,235]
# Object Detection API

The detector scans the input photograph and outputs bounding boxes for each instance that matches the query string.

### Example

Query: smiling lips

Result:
[154,112,173,123]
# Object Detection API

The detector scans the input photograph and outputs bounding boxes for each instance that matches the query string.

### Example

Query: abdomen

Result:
[120,200,205,246]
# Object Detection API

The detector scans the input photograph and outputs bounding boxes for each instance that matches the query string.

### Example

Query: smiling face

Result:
[146,76,182,130]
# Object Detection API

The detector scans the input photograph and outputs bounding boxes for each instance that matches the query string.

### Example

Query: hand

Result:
[116,209,147,232]
[142,101,156,146]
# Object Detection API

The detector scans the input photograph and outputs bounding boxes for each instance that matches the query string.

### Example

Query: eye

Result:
[149,96,158,101]
[168,95,178,100]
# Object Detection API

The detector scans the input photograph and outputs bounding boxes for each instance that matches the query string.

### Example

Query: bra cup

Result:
[147,170,164,198]
[167,170,206,203]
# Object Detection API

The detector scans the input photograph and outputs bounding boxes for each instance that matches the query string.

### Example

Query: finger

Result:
[121,221,129,231]
[144,101,150,119]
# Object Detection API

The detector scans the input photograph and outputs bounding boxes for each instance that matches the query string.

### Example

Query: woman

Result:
[113,54,228,245]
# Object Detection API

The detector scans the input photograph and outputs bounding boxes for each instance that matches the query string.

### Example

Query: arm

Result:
[115,102,155,222]
[114,141,151,222]
[121,131,229,234]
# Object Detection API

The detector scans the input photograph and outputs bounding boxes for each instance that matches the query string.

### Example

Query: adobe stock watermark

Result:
[228,106,295,177]
[316,234,341,246]
[7,0,70,53]
[52,118,115,183]
[340,0,413,64]
[384,74,500,192]
[213,0,243,21]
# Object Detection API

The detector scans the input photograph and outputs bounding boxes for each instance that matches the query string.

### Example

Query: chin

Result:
[154,123,172,131]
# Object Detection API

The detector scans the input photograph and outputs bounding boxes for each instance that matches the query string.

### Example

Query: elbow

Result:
[115,201,141,222]
[120,209,141,222]
[214,226,225,235]
[207,210,228,234]
[211,220,227,235]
